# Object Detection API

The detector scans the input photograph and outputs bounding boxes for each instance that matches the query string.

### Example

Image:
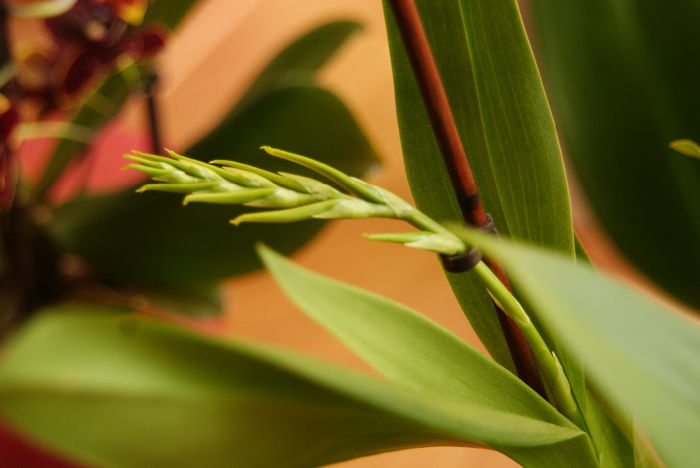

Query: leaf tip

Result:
[669,139,700,159]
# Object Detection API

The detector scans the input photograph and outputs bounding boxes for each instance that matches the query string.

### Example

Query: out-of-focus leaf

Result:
[0,307,591,468]
[127,284,221,318]
[528,0,700,308]
[238,21,361,108]
[7,0,77,18]
[259,244,598,466]
[581,388,633,468]
[452,226,700,468]
[633,427,662,468]
[574,235,591,264]
[50,85,377,287]
[382,0,575,371]
[142,0,199,29]
[670,139,700,160]
[33,65,146,200]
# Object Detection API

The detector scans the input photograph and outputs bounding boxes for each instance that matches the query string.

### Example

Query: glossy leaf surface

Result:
[528,0,700,308]
[260,245,561,419]
[259,244,599,467]
[0,307,590,468]
[382,0,574,369]
[452,226,700,468]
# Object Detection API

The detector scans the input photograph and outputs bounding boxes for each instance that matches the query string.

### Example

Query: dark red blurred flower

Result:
[16,0,165,110]
[0,95,19,210]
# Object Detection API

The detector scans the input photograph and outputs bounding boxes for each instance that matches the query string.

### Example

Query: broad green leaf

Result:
[382,0,574,370]
[33,65,146,200]
[187,85,376,178]
[49,21,374,291]
[50,85,377,288]
[452,226,700,468]
[187,20,365,164]
[237,21,361,109]
[0,307,591,468]
[528,0,700,309]
[259,244,598,466]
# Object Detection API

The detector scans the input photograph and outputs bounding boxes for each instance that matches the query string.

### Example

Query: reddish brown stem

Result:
[145,71,162,154]
[388,0,546,397]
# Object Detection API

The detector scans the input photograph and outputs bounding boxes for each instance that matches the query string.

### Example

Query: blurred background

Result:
[5,0,696,466]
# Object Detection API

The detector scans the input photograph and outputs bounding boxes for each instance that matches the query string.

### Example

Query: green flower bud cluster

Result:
[125,146,467,255]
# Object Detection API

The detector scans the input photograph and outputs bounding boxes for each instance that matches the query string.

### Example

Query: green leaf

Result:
[258,243,598,465]
[50,85,377,288]
[669,139,700,160]
[528,0,700,308]
[633,427,663,468]
[574,235,591,264]
[142,0,199,29]
[382,0,575,371]
[8,0,77,18]
[581,388,633,468]
[0,307,591,468]
[382,1,506,370]
[238,21,362,108]
[33,65,146,200]
[451,226,700,468]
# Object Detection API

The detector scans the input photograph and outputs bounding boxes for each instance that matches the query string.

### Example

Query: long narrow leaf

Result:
[382,0,575,372]
[259,244,599,466]
[452,226,700,468]
[259,244,559,421]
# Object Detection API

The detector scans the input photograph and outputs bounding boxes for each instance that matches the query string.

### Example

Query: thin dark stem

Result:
[145,70,162,153]
[387,0,546,397]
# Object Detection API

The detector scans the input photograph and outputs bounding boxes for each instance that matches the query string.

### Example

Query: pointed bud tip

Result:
[164,148,180,159]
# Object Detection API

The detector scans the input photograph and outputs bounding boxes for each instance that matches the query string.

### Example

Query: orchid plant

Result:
[0,1,697,468]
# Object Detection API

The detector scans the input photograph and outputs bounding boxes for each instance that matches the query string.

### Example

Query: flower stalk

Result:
[126,146,584,425]
[125,146,467,255]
